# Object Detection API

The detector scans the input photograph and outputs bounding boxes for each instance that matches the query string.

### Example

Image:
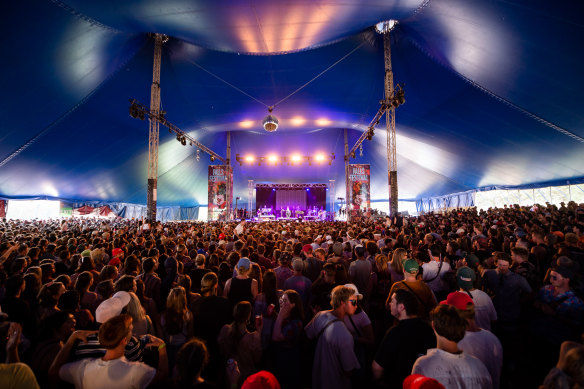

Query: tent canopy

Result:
[1,0,583,207]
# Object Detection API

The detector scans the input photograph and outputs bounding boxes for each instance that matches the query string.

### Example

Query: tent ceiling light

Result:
[375,20,398,34]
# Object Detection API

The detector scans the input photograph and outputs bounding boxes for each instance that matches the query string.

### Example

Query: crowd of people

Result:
[0,201,583,389]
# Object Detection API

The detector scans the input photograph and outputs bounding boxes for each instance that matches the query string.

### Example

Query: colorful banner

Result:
[208,165,232,221]
[349,164,370,211]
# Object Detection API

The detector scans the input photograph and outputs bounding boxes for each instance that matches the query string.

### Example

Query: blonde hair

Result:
[125,292,146,322]
[375,254,389,273]
[166,286,188,316]
[390,248,407,274]
[330,285,355,309]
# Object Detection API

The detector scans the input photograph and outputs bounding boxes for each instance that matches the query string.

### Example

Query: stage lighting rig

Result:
[235,153,334,166]
[128,98,226,164]
[262,107,279,132]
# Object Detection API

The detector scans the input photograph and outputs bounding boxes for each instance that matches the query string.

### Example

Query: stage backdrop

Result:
[255,187,326,212]
[208,165,232,221]
[349,164,370,210]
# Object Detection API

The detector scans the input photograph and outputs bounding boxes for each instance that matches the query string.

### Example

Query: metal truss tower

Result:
[384,32,399,217]
[147,34,167,222]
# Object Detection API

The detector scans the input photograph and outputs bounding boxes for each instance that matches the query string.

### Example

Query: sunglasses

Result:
[348,299,358,306]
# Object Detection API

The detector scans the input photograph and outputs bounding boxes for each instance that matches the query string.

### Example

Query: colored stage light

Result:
[290,117,306,126]
[315,118,331,126]
[267,155,279,164]
[239,120,254,128]
[290,154,302,163]
[244,155,255,163]
[315,154,326,163]
[306,188,310,191]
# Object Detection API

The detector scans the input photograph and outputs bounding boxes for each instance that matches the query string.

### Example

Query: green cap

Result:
[403,259,419,274]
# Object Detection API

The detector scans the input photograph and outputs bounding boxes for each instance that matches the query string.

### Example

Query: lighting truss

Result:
[345,84,405,161]
[235,153,335,166]
[129,99,226,164]
[255,183,328,190]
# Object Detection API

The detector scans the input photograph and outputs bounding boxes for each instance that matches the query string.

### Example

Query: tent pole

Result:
[147,34,167,223]
[384,32,399,218]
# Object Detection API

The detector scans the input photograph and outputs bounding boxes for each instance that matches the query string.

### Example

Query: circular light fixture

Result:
[263,107,279,132]
[375,20,398,34]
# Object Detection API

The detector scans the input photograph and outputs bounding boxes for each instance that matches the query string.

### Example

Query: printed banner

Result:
[349,164,370,211]
[208,165,232,221]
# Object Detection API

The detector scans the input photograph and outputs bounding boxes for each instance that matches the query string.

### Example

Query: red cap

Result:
[403,374,445,389]
[241,371,281,389]
[218,233,226,240]
[302,244,312,253]
[112,248,124,257]
[440,291,474,310]
[108,257,121,267]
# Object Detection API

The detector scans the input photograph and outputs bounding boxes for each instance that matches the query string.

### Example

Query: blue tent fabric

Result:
[1,1,583,212]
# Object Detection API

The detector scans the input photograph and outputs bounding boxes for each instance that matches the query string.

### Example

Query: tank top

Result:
[228,277,254,306]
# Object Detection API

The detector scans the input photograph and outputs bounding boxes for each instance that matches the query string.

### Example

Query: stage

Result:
[254,183,330,221]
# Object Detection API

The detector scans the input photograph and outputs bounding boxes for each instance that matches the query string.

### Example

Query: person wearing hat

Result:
[412,304,492,389]
[388,259,437,320]
[442,292,503,389]
[274,252,294,290]
[533,266,584,344]
[455,266,496,331]
[305,285,360,389]
[223,257,258,307]
[108,248,124,267]
[348,245,372,302]
[51,314,168,389]
[373,289,436,389]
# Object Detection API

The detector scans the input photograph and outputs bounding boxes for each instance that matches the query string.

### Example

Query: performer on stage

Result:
[286,206,291,218]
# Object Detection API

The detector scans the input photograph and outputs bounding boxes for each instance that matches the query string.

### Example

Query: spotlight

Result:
[244,155,255,163]
[366,129,374,141]
[210,155,216,162]
[350,151,356,159]
[359,144,363,157]
[181,136,187,146]
[267,155,279,164]
[291,154,302,163]
[315,154,326,163]
[196,149,201,162]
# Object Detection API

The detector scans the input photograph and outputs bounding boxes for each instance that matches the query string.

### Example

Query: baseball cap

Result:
[403,374,445,389]
[344,283,363,300]
[403,259,419,274]
[81,249,92,258]
[440,291,474,311]
[302,244,313,253]
[464,253,480,268]
[241,371,281,389]
[237,257,251,270]
[456,266,476,290]
[95,291,131,323]
[112,248,123,257]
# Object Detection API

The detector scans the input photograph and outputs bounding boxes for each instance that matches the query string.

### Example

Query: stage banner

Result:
[208,165,232,221]
[349,164,370,211]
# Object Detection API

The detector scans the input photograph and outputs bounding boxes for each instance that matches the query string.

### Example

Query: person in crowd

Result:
[161,286,194,369]
[373,289,436,389]
[388,259,437,320]
[173,338,217,389]
[218,301,262,386]
[455,266,497,331]
[224,257,258,307]
[271,289,305,389]
[305,285,360,389]
[283,259,312,312]
[49,314,168,389]
[442,291,503,389]
[412,304,492,389]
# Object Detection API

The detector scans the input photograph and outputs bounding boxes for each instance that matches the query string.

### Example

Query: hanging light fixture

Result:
[262,107,279,132]
[359,144,363,157]
[196,149,201,162]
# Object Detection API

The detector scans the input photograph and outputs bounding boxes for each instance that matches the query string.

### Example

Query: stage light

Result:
[306,188,310,191]
[239,120,254,128]
[210,155,216,162]
[272,188,275,192]
[359,144,363,157]
[291,154,302,163]
[263,107,279,132]
[315,154,326,163]
[196,149,201,162]
[315,118,331,126]
[375,20,398,34]
[244,155,255,163]
[290,117,306,126]
[267,155,279,164]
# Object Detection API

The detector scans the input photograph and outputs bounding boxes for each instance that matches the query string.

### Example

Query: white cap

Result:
[95,291,131,323]
[343,283,363,300]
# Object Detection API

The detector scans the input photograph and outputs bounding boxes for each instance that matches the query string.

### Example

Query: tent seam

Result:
[48,0,124,33]
[403,34,584,144]
[0,39,148,170]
